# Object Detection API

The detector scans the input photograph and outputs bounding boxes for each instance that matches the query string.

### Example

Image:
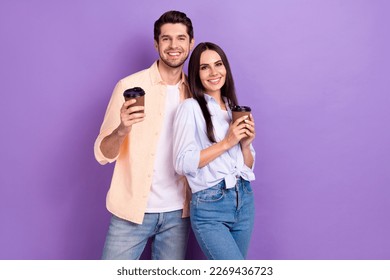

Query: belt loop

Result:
[235,175,240,189]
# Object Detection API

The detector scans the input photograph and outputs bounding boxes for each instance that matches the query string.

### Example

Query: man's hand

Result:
[117,99,146,136]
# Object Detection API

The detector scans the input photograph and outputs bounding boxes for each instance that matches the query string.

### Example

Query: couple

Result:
[94,10,256,260]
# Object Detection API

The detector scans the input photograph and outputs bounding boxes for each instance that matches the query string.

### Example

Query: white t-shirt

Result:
[145,83,184,213]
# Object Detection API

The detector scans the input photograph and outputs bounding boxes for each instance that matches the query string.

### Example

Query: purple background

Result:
[1,0,389,260]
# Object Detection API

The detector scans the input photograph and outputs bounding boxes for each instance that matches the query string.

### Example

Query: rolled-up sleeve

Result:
[173,100,200,177]
[240,143,256,181]
[94,80,124,165]
[249,144,256,170]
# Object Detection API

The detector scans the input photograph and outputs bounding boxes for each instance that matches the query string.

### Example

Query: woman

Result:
[173,42,256,259]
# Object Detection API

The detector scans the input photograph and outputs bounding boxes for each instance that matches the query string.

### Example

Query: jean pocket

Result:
[242,180,253,194]
[195,181,225,203]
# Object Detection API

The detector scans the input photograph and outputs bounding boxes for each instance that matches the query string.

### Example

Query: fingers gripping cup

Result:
[231,105,251,123]
[123,87,146,113]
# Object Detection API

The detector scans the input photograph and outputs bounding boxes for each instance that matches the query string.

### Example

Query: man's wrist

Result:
[116,125,130,138]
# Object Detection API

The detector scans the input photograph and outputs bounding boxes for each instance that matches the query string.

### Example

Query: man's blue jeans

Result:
[101,209,190,259]
[190,177,255,260]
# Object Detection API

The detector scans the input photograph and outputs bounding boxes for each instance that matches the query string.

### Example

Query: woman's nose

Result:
[209,67,217,76]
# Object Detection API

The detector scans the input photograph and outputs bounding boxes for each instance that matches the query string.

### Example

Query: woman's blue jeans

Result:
[190,177,255,260]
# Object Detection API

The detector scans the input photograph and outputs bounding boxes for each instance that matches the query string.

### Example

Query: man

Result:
[94,10,194,260]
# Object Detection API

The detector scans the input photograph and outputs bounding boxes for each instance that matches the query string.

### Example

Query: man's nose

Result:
[170,39,178,48]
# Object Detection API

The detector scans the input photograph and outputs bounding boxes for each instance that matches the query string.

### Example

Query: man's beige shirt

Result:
[94,61,191,224]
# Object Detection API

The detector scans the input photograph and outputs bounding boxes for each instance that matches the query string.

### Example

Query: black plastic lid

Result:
[231,105,251,112]
[123,87,146,98]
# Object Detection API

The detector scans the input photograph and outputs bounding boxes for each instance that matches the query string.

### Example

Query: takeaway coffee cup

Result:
[123,87,145,113]
[231,105,251,123]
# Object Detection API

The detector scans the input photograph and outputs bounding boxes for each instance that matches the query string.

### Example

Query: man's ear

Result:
[154,40,159,51]
[190,38,195,50]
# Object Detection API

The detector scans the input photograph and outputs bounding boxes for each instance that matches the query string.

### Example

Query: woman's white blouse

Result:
[173,95,255,193]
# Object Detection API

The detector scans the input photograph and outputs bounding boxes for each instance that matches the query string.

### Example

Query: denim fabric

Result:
[102,209,190,260]
[190,177,255,260]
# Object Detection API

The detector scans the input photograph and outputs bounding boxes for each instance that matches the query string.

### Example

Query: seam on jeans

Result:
[153,213,163,233]
[241,179,253,194]
[196,182,225,203]
[151,213,164,260]
[197,192,225,203]
[193,197,217,260]
[151,237,156,260]
[192,217,216,260]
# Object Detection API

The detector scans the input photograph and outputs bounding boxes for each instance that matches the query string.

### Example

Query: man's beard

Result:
[159,52,189,68]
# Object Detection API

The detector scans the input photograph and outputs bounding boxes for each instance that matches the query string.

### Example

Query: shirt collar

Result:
[204,94,230,107]
[204,94,215,102]
[149,60,188,87]
[204,94,231,117]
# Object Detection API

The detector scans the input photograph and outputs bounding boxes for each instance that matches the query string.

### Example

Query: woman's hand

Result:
[222,115,251,150]
[240,114,255,148]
